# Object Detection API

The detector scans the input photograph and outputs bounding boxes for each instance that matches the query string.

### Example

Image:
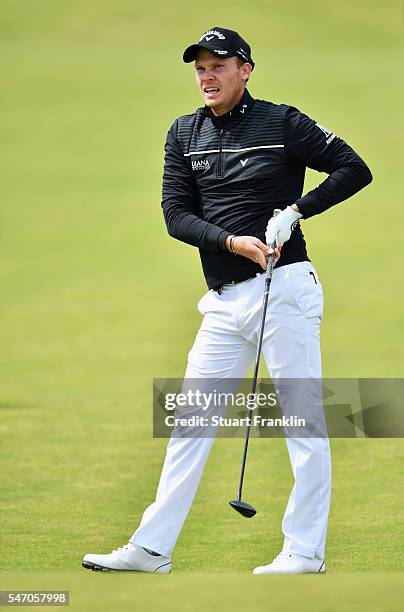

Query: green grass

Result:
[1,1,403,610]
[1,573,404,612]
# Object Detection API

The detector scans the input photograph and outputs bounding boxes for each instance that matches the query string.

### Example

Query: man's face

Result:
[195,48,251,116]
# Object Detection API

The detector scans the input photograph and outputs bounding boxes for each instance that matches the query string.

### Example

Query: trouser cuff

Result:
[282,540,324,560]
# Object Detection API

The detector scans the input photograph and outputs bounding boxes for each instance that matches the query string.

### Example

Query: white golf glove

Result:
[265,206,302,247]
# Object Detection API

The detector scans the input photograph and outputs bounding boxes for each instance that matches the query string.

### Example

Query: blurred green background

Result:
[1,1,403,610]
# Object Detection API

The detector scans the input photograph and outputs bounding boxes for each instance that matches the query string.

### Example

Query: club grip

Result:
[266,208,281,279]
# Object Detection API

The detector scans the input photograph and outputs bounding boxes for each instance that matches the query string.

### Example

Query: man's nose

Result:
[203,70,215,81]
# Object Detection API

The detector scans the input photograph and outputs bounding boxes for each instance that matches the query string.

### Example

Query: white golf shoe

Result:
[253,552,326,575]
[82,542,172,573]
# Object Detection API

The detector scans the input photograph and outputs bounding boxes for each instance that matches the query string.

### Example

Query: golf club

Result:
[229,208,281,518]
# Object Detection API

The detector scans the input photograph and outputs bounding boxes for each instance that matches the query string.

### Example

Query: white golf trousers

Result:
[132,261,331,559]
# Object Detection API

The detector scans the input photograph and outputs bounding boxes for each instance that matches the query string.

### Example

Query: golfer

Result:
[83,27,372,574]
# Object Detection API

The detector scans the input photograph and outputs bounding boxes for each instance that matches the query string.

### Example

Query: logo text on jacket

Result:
[192,159,211,171]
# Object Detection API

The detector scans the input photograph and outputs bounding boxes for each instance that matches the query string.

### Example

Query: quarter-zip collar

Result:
[202,89,255,129]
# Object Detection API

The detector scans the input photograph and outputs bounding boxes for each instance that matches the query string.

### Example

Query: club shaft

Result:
[236,269,273,501]
[234,208,280,503]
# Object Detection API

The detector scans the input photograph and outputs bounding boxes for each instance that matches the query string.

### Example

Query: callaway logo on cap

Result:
[183,27,255,69]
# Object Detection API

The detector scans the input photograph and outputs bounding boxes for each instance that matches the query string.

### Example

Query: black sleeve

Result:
[161,119,231,252]
[284,107,373,219]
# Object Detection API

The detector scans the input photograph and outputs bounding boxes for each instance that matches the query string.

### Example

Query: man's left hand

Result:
[265,205,302,247]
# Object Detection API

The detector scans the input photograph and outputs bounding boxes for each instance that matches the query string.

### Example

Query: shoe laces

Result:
[111,544,130,554]
[273,552,292,564]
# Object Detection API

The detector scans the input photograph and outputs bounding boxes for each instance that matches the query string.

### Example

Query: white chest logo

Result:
[240,159,249,167]
[192,159,210,171]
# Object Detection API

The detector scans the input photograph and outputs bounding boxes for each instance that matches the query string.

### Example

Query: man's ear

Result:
[242,63,252,82]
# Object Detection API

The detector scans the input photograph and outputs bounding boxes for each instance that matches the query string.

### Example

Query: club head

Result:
[229,499,257,518]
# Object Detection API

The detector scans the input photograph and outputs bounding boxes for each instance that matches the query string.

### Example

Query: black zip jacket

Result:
[161,90,372,289]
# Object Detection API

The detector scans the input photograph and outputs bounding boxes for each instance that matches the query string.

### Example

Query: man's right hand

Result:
[225,235,282,270]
